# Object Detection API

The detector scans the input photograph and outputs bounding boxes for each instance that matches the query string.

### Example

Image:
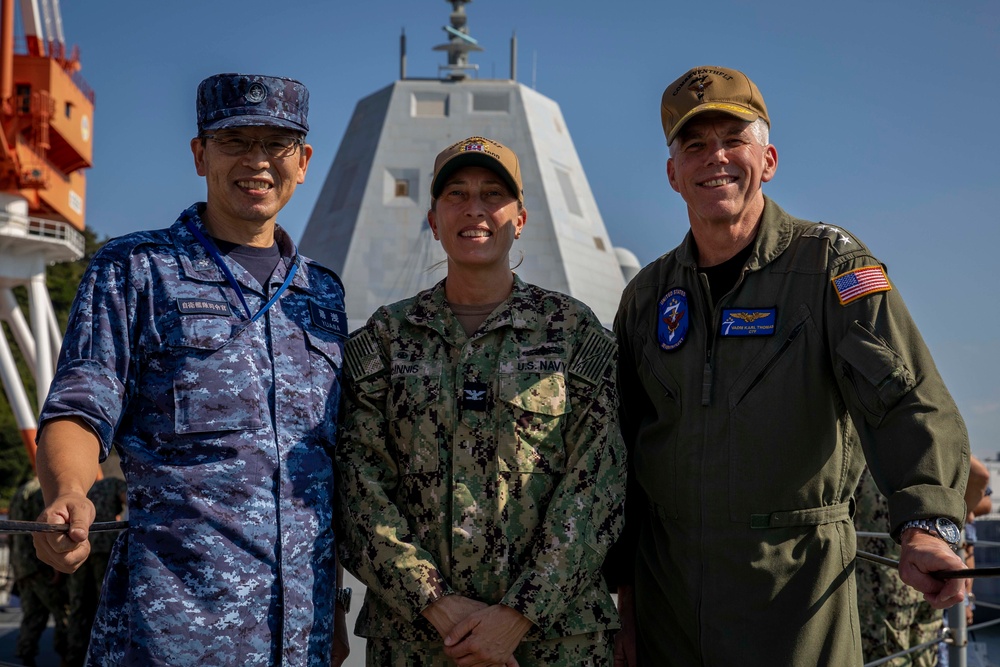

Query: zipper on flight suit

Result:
[699,267,752,406]
[736,320,806,405]
[697,272,716,407]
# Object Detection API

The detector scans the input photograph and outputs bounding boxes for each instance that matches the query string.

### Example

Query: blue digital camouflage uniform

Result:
[855,466,942,666]
[336,275,625,666]
[39,203,347,666]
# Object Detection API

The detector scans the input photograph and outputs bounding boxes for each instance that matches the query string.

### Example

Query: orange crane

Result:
[0,0,93,227]
[0,0,93,467]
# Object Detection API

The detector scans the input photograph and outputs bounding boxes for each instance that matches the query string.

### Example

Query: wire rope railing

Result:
[859,532,1000,667]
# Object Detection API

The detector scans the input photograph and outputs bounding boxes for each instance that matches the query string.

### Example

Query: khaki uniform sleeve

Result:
[827,254,969,537]
[499,319,627,630]
[335,318,454,622]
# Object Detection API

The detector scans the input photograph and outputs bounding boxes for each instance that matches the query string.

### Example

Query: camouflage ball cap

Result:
[431,136,523,204]
[661,66,769,144]
[197,73,309,134]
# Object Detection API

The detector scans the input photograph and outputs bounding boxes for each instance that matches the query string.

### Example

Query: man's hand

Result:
[33,417,102,573]
[614,585,638,666]
[898,528,967,608]
[443,604,530,667]
[32,491,95,574]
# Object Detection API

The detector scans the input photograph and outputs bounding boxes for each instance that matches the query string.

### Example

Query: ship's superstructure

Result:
[0,0,92,464]
[301,0,632,327]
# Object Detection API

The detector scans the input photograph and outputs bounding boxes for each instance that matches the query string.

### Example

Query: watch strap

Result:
[900,518,959,549]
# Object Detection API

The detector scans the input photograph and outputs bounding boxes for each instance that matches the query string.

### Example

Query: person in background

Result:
[855,465,942,666]
[9,474,68,667]
[30,73,349,666]
[336,136,626,666]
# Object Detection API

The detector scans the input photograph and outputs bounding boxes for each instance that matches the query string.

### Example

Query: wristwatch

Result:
[900,517,961,550]
[335,587,352,613]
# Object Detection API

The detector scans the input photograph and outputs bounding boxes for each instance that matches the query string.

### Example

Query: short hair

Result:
[668,117,770,158]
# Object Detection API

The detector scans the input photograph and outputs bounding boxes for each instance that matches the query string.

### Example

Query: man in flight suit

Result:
[608,65,969,666]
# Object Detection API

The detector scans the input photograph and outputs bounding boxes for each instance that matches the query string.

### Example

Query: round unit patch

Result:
[658,288,689,351]
[245,82,267,104]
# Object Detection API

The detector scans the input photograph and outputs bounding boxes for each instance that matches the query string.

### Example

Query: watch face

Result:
[935,518,961,544]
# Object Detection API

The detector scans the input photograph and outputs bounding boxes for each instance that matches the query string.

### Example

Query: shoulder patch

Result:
[344,328,385,380]
[569,327,616,386]
[832,265,891,305]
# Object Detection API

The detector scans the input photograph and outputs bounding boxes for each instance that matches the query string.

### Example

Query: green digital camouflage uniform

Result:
[609,197,968,666]
[9,477,69,664]
[855,466,941,666]
[66,476,127,666]
[336,275,625,666]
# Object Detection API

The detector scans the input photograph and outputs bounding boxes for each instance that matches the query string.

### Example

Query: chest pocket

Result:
[388,363,443,474]
[304,330,344,388]
[498,372,569,474]
[166,316,264,434]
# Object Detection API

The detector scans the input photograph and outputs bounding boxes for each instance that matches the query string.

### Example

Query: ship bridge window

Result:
[555,167,583,217]
[385,167,420,206]
[65,102,73,119]
[412,92,449,117]
[472,92,510,113]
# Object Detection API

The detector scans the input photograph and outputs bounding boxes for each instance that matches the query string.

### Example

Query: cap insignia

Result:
[688,76,712,100]
[245,82,267,104]
[462,141,484,153]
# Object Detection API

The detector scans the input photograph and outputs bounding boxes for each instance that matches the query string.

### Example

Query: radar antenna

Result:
[433,0,482,80]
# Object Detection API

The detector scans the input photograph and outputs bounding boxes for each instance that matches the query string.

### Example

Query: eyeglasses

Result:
[203,133,303,159]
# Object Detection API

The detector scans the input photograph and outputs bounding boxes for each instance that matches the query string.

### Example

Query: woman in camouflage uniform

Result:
[336,136,626,666]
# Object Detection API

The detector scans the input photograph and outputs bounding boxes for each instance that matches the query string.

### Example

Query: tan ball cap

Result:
[431,136,523,204]
[661,66,769,144]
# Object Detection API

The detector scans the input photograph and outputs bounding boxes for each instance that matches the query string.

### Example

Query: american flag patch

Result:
[344,329,385,379]
[831,265,891,306]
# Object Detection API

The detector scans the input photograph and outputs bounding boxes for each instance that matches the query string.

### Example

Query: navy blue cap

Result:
[196,73,309,134]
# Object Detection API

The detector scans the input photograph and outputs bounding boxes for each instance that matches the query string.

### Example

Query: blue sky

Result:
[52,0,999,460]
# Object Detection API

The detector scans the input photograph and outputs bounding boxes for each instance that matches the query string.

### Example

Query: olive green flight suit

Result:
[611,197,968,666]
[337,276,625,665]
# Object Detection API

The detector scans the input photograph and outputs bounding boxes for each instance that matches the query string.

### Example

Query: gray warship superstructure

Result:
[301,0,637,327]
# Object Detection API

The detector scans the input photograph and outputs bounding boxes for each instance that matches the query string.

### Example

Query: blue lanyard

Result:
[184,217,299,322]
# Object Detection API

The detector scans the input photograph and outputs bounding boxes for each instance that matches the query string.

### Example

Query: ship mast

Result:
[433,0,482,80]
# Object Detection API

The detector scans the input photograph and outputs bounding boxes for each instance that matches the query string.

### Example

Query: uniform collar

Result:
[171,203,312,292]
[406,274,543,342]
[676,195,794,273]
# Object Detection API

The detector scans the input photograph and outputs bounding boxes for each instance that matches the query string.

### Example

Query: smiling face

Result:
[191,126,312,243]
[667,113,777,231]
[427,165,527,274]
